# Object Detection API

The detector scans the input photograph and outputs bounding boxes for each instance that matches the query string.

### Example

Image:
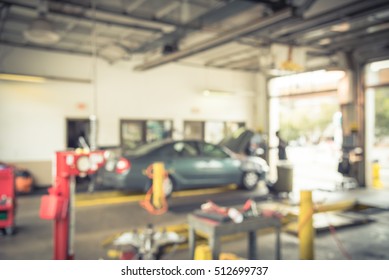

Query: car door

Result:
[156,141,208,187]
[197,142,242,185]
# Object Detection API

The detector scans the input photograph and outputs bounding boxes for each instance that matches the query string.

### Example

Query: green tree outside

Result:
[375,87,389,143]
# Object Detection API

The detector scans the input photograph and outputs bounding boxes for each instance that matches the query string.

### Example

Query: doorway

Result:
[66,118,90,149]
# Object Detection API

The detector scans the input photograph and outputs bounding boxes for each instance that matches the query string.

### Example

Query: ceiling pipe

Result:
[325,30,389,52]
[0,0,164,33]
[133,0,260,54]
[0,40,92,57]
[134,8,294,71]
[204,48,258,66]
[214,55,259,68]
[281,3,389,44]
[301,18,389,47]
[271,0,389,39]
[49,0,181,30]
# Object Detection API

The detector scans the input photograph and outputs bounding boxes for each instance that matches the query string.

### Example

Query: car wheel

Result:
[162,176,175,198]
[147,176,175,198]
[240,171,259,190]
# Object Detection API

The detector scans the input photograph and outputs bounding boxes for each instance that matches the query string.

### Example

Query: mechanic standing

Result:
[276,130,288,160]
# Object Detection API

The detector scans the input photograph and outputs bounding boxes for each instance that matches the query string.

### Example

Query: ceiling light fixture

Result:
[23,0,60,45]
[23,17,60,44]
[202,89,235,96]
[318,38,331,45]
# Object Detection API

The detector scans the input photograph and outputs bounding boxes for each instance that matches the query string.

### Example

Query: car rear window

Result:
[124,140,169,157]
[200,142,229,158]
[158,142,199,157]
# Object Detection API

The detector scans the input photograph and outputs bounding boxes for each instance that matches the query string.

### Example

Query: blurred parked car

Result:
[95,134,269,196]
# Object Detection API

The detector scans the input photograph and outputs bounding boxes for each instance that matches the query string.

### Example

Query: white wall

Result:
[0,47,256,162]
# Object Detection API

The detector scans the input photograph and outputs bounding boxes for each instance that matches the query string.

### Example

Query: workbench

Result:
[188,213,282,260]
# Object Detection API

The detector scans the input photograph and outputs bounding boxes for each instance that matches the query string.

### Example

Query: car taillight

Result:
[116,158,131,174]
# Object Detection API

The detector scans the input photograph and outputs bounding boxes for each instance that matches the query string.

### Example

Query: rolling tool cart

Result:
[0,166,16,235]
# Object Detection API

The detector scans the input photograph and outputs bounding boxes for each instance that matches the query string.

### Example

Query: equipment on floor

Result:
[15,169,34,194]
[0,166,16,235]
[39,150,105,260]
[109,224,185,260]
[194,199,260,223]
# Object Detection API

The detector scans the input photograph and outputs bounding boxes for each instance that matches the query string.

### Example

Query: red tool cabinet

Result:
[0,167,16,235]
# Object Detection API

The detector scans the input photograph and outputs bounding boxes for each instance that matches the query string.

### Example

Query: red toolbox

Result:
[0,167,16,235]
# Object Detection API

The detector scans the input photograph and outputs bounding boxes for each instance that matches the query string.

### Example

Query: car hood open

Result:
[219,128,254,155]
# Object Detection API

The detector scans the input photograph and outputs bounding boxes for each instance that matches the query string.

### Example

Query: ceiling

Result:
[1,0,389,74]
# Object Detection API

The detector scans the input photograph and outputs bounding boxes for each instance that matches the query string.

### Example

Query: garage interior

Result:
[1,0,389,260]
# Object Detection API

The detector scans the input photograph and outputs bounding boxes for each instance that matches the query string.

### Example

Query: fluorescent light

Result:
[0,73,46,83]
[318,38,331,45]
[202,89,235,96]
[0,72,92,84]
[330,22,350,32]
[367,22,389,34]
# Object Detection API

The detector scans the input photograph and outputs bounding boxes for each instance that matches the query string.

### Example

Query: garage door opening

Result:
[269,70,345,193]
[365,59,389,188]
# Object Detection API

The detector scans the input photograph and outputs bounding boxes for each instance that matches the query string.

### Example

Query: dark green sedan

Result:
[95,136,269,196]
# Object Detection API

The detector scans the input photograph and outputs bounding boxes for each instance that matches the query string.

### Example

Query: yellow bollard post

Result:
[299,190,314,260]
[152,162,165,209]
[372,160,383,189]
[194,244,212,260]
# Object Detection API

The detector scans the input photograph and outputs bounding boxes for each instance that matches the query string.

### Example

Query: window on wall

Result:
[184,121,246,144]
[205,121,226,144]
[225,121,246,136]
[184,121,204,140]
[120,120,144,150]
[120,119,173,150]
[199,142,229,158]
[146,120,172,142]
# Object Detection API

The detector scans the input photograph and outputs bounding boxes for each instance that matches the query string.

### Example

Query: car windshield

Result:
[123,139,170,157]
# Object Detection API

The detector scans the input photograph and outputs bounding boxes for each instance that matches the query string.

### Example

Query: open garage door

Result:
[268,70,345,192]
[365,60,389,188]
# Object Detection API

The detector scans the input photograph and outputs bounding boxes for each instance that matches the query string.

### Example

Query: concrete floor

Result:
[1,187,389,260]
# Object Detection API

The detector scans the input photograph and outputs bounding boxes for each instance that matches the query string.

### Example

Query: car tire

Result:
[4,226,15,236]
[147,176,175,198]
[162,176,175,198]
[240,171,259,191]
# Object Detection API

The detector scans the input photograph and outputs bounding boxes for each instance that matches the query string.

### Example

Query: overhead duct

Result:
[134,9,294,71]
